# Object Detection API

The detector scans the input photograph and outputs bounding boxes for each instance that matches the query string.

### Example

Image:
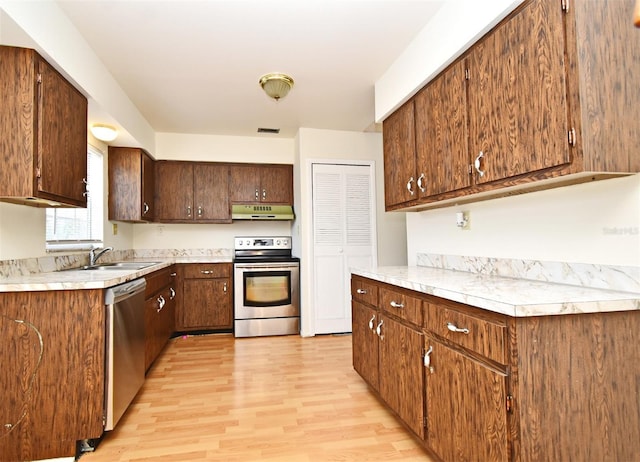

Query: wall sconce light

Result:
[90,124,118,142]
[259,73,294,101]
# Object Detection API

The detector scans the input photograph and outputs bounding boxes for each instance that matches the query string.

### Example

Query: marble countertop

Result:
[0,256,232,292]
[351,265,640,317]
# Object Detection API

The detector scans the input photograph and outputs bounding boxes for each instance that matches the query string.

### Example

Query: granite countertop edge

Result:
[0,256,233,292]
[351,266,640,317]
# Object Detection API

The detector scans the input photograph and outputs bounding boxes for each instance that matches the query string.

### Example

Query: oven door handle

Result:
[235,264,298,270]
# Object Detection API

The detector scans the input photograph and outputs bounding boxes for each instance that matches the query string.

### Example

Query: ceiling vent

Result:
[257,127,280,134]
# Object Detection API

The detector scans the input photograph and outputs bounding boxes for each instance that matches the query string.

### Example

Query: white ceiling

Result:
[54,0,445,139]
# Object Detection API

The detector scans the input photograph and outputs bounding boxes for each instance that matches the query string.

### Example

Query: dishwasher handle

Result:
[105,278,147,305]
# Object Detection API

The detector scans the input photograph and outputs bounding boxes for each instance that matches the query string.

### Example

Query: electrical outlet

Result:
[456,211,470,230]
[112,223,118,235]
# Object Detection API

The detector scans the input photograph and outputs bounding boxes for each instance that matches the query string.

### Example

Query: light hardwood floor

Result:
[80,333,433,461]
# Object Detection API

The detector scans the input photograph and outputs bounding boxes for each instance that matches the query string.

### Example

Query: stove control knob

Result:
[276,240,281,245]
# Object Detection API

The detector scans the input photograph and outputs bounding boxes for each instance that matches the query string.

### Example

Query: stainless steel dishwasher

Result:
[104,278,146,431]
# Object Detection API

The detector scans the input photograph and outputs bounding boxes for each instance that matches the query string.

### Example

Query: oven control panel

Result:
[234,236,291,250]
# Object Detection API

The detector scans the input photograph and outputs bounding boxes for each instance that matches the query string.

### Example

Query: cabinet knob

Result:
[356,288,367,295]
[447,322,469,335]
[417,173,426,193]
[474,151,485,177]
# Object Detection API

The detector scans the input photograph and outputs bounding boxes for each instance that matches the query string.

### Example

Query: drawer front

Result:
[145,266,175,298]
[379,287,422,326]
[351,277,379,307]
[183,263,231,279]
[424,302,507,364]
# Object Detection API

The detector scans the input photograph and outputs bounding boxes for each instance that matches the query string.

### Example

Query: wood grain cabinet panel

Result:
[383,0,640,211]
[382,100,417,209]
[351,276,379,307]
[155,161,230,223]
[108,147,155,222]
[0,45,87,208]
[424,335,509,462]
[379,286,422,327]
[415,59,471,197]
[0,289,104,461]
[144,266,177,370]
[176,263,233,331]
[229,163,293,205]
[351,301,379,389]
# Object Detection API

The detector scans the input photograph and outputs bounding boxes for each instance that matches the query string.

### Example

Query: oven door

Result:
[234,262,299,319]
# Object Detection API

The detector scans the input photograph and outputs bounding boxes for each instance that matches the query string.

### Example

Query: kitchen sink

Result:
[63,262,161,271]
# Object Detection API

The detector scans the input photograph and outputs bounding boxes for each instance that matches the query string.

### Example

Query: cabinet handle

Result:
[143,202,149,215]
[223,282,228,293]
[406,176,415,195]
[417,173,426,193]
[255,188,259,200]
[356,288,367,295]
[424,345,434,374]
[390,300,404,309]
[157,295,166,312]
[82,177,89,197]
[170,272,177,277]
[262,188,267,199]
[169,287,176,300]
[368,315,376,330]
[447,322,469,334]
[186,205,192,217]
[197,206,203,217]
[474,151,485,177]
[201,270,215,275]
[376,320,384,340]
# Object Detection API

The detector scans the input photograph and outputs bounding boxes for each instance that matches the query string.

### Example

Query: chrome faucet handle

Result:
[90,246,113,266]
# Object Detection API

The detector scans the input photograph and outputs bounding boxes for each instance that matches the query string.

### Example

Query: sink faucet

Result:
[89,247,113,266]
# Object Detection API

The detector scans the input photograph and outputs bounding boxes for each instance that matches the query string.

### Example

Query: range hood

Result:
[231,204,295,221]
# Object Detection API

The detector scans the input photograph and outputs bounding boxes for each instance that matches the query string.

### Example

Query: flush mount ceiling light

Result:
[259,73,294,101]
[90,124,118,142]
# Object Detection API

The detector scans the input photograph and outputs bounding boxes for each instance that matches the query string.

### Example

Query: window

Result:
[45,146,104,251]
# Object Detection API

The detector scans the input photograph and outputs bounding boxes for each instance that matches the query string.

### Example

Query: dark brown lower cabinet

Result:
[176,263,232,331]
[145,266,177,370]
[351,301,379,389]
[424,335,509,462]
[378,314,424,438]
[0,289,104,461]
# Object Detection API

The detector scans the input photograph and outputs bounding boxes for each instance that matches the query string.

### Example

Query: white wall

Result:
[295,128,407,337]
[407,175,640,267]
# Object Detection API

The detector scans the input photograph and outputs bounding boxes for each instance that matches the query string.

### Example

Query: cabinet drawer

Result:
[424,302,507,364]
[351,277,378,307]
[379,287,422,326]
[145,266,175,298]
[183,263,231,279]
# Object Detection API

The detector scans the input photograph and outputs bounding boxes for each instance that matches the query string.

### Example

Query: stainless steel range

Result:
[233,236,300,337]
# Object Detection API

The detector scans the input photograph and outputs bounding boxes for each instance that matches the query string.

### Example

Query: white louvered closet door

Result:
[312,163,376,334]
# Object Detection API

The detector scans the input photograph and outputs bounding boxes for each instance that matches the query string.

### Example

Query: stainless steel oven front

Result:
[233,260,300,337]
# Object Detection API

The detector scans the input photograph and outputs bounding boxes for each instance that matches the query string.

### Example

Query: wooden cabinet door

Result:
[37,56,88,206]
[415,60,471,197]
[260,165,293,204]
[108,147,155,222]
[351,301,379,389]
[424,337,509,462]
[155,161,194,220]
[378,315,424,438]
[181,278,232,329]
[141,151,155,220]
[383,100,417,209]
[193,163,230,221]
[229,164,260,203]
[467,0,569,184]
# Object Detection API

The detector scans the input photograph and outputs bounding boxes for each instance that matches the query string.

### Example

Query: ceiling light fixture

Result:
[259,73,294,101]
[90,124,118,142]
